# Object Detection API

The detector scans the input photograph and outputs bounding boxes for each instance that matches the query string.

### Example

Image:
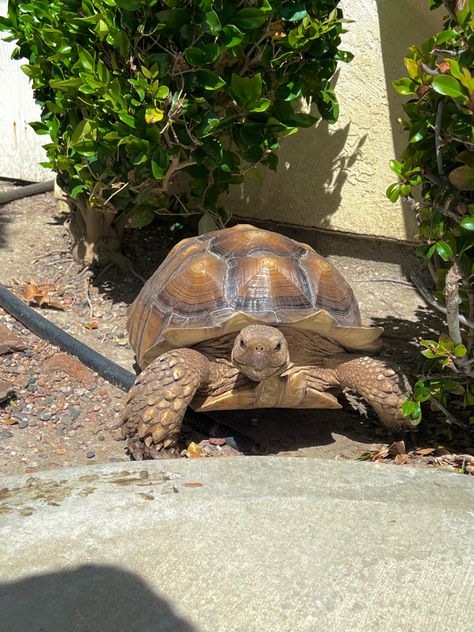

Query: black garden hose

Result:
[0,181,55,205]
[0,283,254,451]
[0,283,136,389]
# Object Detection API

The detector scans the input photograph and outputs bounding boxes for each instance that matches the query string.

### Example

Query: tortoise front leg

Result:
[323,353,414,432]
[120,348,211,459]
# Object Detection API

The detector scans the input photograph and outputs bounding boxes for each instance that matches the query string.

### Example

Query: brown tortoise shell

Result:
[128,224,382,368]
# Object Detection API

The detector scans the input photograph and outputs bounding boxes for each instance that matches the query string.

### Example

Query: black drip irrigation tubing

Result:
[0,283,254,452]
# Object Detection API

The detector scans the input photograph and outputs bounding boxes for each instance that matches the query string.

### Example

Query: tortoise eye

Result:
[240,338,246,348]
[275,342,281,351]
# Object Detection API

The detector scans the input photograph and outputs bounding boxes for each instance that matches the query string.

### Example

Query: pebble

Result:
[0,429,13,439]
[29,420,37,428]
[86,451,96,459]
[56,429,65,436]
[39,412,51,421]
[18,420,28,429]
[209,437,226,446]
[70,409,80,420]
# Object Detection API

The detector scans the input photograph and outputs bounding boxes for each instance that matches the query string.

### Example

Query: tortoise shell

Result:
[128,224,382,368]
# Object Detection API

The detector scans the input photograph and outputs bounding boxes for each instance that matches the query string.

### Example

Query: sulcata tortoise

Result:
[119,224,413,459]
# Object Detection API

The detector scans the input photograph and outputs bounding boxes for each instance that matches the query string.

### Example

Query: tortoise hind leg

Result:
[120,348,211,459]
[324,353,414,432]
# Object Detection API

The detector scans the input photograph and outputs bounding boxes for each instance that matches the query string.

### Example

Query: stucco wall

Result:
[0,1,51,182]
[227,0,442,242]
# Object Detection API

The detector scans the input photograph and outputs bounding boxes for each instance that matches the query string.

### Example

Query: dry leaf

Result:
[394,454,409,465]
[2,418,18,426]
[372,446,389,461]
[23,281,64,310]
[388,440,406,456]
[415,448,436,456]
[183,482,204,488]
[186,442,204,458]
[84,322,98,330]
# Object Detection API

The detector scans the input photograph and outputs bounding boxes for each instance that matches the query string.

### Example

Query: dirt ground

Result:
[0,183,471,476]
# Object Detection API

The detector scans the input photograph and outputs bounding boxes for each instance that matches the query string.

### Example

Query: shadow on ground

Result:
[0,564,195,632]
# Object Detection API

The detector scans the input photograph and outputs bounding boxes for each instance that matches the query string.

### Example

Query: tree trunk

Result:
[56,189,131,269]
[68,198,122,266]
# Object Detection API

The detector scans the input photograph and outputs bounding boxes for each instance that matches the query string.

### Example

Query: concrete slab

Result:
[1,457,473,631]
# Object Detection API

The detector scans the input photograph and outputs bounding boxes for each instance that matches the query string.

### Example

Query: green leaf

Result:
[432,75,464,98]
[402,400,417,416]
[435,240,453,261]
[184,43,219,67]
[230,73,263,108]
[113,31,130,57]
[454,344,467,358]
[460,216,474,230]
[232,8,267,30]
[409,121,427,143]
[205,10,221,35]
[145,107,164,124]
[247,167,263,185]
[449,165,474,190]
[130,206,156,228]
[221,25,244,47]
[196,70,225,90]
[392,78,416,95]
[70,119,96,144]
[389,160,403,177]
[284,113,317,128]
[77,46,94,71]
[151,160,166,179]
[157,8,192,29]
[386,183,401,202]
[435,29,458,44]
[249,98,270,112]
[118,112,136,127]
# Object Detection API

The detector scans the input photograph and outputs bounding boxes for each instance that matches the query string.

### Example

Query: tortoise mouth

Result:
[232,359,289,382]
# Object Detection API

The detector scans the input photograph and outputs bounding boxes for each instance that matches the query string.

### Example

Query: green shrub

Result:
[1,0,351,264]
[388,0,474,428]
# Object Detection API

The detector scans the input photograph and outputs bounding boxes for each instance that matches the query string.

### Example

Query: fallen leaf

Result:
[372,446,389,461]
[183,482,204,488]
[23,281,64,310]
[415,448,436,456]
[394,454,409,465]
[55,448,66,455]
[84,322,98,330]
[2,418,18,426]
[186,442,204,458]
[388,440,406,456]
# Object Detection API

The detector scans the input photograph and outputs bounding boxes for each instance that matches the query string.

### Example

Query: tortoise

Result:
[119,224,413,459]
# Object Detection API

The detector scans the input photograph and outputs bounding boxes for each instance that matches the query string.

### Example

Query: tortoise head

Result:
[231,325,290,382]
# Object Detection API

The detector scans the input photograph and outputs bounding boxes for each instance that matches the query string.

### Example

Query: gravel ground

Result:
[0,183,472,476]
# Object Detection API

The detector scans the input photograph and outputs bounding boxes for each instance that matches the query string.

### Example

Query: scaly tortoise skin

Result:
[119,224,413,459]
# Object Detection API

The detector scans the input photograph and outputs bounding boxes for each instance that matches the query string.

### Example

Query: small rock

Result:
[209,437,226,446]
[98,435,105,442]
[86,450,96,459]
[56,428,65,436]
[70,409,80,420]
[39,412,51,421]
[0,429,13,439]
[29,420,37,428]
[18,420,28,429]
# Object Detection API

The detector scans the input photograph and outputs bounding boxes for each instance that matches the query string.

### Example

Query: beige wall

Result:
[227,0,442,242]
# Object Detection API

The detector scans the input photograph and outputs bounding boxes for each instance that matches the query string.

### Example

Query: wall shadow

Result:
[0,564,196,632]
[375,0,443,237]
